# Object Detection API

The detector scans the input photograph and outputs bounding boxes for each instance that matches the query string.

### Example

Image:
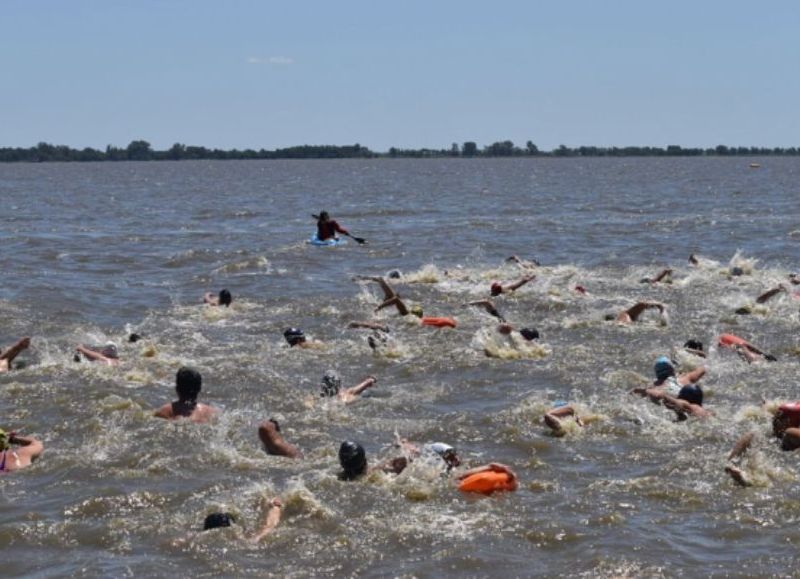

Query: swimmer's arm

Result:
[0,337,30,361]
[464,300,505,321]
[679,366,706,385]
[375,456,408,474]
[203,292,218,305]
[347,321,389,331]
[625,301,664,321]
[153,404,173,419]
[506,275,535,292]
[76,345,111,364]
[11,434,43,458]
[342,376,376,401]
[650,268,673,283]
[250,497,282,543]
[755,286,786,304]
[729,432,756,460]
[685,348,706,358]
[546,405,575,419]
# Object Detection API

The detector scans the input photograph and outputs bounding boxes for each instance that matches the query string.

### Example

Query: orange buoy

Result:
[458,471,516,494]
[421,317,457,329]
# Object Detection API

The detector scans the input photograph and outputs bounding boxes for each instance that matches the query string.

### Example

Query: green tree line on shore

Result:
[1,139,798,162]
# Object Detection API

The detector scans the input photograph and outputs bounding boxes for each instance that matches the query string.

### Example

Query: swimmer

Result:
[201,496,283,543]
[463,299,506,322]
[319,372,377,404]
[490,274,535,297]
[0,429,43,473]
[497,323,540,341]
[338,440,408,480]
[718,333,777,363]
[154,366,218,423]
[688,253,700,266]
[75,342,120,366]
[683,339,706,358]
[606,301,666,324]
[204,289,232,307]
[631,356,706,399]
[258,419,302,459]
[574,285,588,295]
[0,336,31,373]
[543,403,583,435]
[283,328,323,349]
[639,268,673,284]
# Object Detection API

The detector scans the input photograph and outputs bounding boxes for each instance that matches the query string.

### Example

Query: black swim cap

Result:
[203,512,235,530]
[684,339,703,352]
[128,333,143,343]
[678,384,703,406]
[176,366,202,401]
[519,327,539,341]
[339,440,367,479]
[320,372,341,397]
[219,289,232,307]
[283,328,305,346]
[731,266,744,276]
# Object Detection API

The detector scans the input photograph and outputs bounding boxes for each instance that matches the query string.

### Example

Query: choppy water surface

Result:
[2,158,800,577]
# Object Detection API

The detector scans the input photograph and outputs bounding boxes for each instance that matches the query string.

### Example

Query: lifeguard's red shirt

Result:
[317,220,349,240]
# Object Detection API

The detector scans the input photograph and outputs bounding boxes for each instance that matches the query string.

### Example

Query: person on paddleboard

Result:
[315,211,349,241]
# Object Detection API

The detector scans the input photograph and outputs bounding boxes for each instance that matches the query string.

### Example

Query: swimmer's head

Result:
[730,266,745,277]
[128,333,143,343]
[203,512,236,531]
[604,313,616,321]
[102,342,119,359]
[176,366,202,401]
[318,211,330,222]
[684,339,703,352]
[0,429,9,451]
[410,304,423,318]
[218,289,232,307]
[490,282,503,297]
[519,327,540,341]
[320,371,341,397]
[339,440,367,480]
[387,270,402,279]
[283,328,306,347]
[654,356,675,381]
[678,384,703,406]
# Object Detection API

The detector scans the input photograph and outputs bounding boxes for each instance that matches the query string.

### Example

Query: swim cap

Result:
[203,512,235,530]
[102,342,119,359]
[678,384,703,406]
[283,328,306,346]
[490,282,503,296]
[654,356,675,381]
[388,270,402,279]
[176,366,202,400]
[519,327,539,341]
[128,333,143,343]
[409,304,423,318]
[684,339,703,352]
[731,266,744,276]
[426,442,454,456]
[320,371,341,397]
[219,289,232,307]
[0,429,9,451]
[339,440,367,479]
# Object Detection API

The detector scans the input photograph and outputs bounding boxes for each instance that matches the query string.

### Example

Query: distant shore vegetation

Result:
[1,140,799,162]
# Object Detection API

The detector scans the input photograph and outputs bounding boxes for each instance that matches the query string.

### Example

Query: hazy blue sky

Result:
[2,0,799,151]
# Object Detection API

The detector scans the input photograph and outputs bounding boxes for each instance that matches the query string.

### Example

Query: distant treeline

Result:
[1,140,799,162]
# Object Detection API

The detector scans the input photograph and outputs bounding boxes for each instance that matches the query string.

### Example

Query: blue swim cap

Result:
[654,356,675,381]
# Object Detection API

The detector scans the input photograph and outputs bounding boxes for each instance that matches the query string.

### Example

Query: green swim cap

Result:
[0,429,9,451]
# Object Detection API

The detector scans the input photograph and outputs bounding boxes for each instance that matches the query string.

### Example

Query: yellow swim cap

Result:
[410,304,423,318]
[0,429,9,451]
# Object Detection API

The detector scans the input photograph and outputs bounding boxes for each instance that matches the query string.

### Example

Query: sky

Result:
[2,0,799,151]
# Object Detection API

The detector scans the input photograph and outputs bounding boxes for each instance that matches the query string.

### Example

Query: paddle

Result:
[311,214,366,244]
